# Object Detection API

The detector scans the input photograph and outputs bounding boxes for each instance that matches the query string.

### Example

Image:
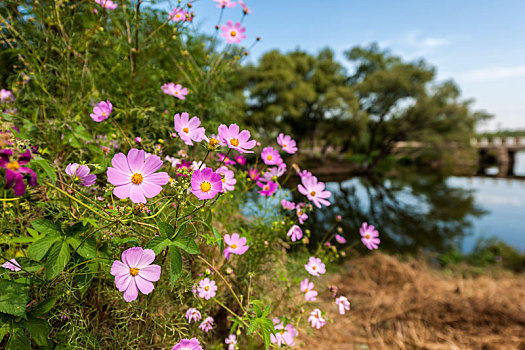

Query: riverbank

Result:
[299,253,525,350]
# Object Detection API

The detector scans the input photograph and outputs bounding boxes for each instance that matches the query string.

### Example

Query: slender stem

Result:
[0,254,44,282]
[111,118,133,149]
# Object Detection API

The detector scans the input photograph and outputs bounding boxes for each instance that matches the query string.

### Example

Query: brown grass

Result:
[299,253,525,350]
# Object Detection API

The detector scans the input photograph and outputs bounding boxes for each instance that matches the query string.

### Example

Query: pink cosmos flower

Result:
[107,149,170,204]
[191,161,206,171]
[162,83,188,100]
[247,168,260,181]
[257,180,278,196]
[90,100,112,122]
[172,338,203,350]
[261,147,283,166]
[216,166,236,192]
[335,234,347,244]
[135,137,142,143]
[296,206,308,224]
[308,309,326,329]
[2,258,21,272]
[262,163,286,182]
[197,278,217,300]
[335,296,350,315]
[360,222,380,250]
[221,21,246,44]
[0,89,14,103]
[218,153,236,166]
[110,247,161,302]
[287,225,303,242]
[185,308,202,323]
[191,168,223,200]
[300,278,318,302]
[169,8,188,22]
[199,317,214,332]
[299,169,313,178]
[281,200,295,210]
[234,155,246,165]
[223,233,249,259]
[277,133,298,154]
[95,0,118,10]
[239,0,252,14]
[271,318,297,347]
[218,124,256,153]
[298,175,331,208]
[66,163,96,186]
[0,149,37,196]
[304,257,326,277]
[214,0,236,8]
[225,334,237,350]
[174,113,206,145]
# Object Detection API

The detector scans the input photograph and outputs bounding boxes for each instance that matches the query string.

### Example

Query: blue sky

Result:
[164,0,525,131]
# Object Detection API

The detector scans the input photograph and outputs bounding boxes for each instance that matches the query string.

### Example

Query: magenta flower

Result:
[197,278,217,300]
[257,180,278,197]
[223,233,249,259]
[185,308,202,323]
[65,163,96,186]
[287,225,303,242]
[107,149,169,204]
[0,149,37,196]
[110,247,161,302]
[218,124,256,153]
[95,0,118,9]
[360,222,380,250]
[216,166,236,192]
[225,334,237,350]
[271,318,297,347]
[335,234,347,244]
[335,296,350,315]
[298,175,332,208]
[162,83,188,100]
[221,21,246,44]
[199,317,214,332]
[2,258,21,272]
[214,0,236,8]
[247,168,260,181]
[135,137,142,143]
[281,200,295,210]
[218,153,236,166]
[234,155,246,165]
[191,168,222,200]
[172,338,203,350]
[304,257,326,277]
[300,278,318,302]
[308,309,326,329]
[176,160,192,177]
[174,112,206,145]
[90,100,112,122]
[169,8,188,22]
[277,133,298,154]
[239,0,252,14]
[261,146,283,166]
[0,89,14,103]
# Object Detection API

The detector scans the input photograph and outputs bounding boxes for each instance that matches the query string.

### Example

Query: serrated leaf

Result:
[246,318,259,335]
[145,236,170,255]
[0,280,28,317]
[158,222,174,238]
[30,219,61,236]
[169,247,182,286]
[45,241,70,281]
[67,236,97,259]
[28,297,58,318]
[253,304,262,318]
[28,236,59,261]
[6,327,31,350]
[172,236,200,254]
[22,318,50,346]
[0,322,9,343]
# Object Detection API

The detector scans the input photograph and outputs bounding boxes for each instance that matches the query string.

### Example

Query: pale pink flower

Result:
[169,8,188,22]
[199,317,214,332]
[271,317,297,347]
[172,338,203,350]
[221,21,246,44]
[197,278,217,300]
[335,296,350,315]
[298,175,331,208]
[262,163,286,182]
[185,308,202,323]
[174,112,206,145]
[225,334,237,350]
[0,89,14,103]
[218,124,256,153]
[304,257,326,277]
[95,0,118,10]
[214,0,236,8]
[90,100,112,122]
[300,278,318,302]
[239,0,252,14]
[2,258,21,272]
[216,166,236,192]
[287,225,303,242]
[261,146,283,166]
[223,233,249,259]
[296,205,308,224]
[162,83,188,99]
[281,200,295,210]
[335,234,347,244]
[308,309,326,329]
[277,133,298,154]
[360,222,380,250]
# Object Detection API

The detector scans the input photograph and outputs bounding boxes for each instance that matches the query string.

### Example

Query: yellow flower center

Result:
[310,191,316,196]
[131,173,143,185]
[209,138,219,146]
[221,178,226,183]
[176,14,181,18]
[231,30,237,37]
[205,286,210,291]
[304,288,309,293]
[267,155,272,161]
[264,185,269,190]
[7,161,19,171]
[175,91,179,94]
[129,267,140,276]
[230,138,239,147]
[183,127,189,133]
[365,234,370,239]
[315,314,319,318]
[231,244,237,249]
[169,177,175,183]
[283,144,287,148]
[200,181,212,192]
[312,266,316,270]
[279,329,285,334]
[102,112,106,116]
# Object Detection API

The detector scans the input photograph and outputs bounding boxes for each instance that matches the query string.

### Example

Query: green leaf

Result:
[26,227,41,239]
[22,318,50,346]
[28,297,58,318]
[172,236,200,255]
[0,322,9,343]
[169,247,183,286]
[0,280,28,317]
[30,219,61,236]
[246,318,260,335]
[28,236,59,261]
[73,125,91,141]
[32,157,57,183]
[64,222,88,236]
[145,236,170,255]
[66,236,97,259]
[6,327,31,350]
[173,223,187,240]
[212,227,223,251]
[45,241,70,281]
[158,222,174,239]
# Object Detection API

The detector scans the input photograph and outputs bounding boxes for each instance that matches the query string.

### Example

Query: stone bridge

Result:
[472,137,525,176]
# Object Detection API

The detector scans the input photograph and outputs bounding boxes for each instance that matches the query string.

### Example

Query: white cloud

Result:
[406,30,451,49]
[459,65,525,83]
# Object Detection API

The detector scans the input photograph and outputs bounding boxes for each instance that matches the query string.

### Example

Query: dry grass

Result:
[299,253,525,350]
